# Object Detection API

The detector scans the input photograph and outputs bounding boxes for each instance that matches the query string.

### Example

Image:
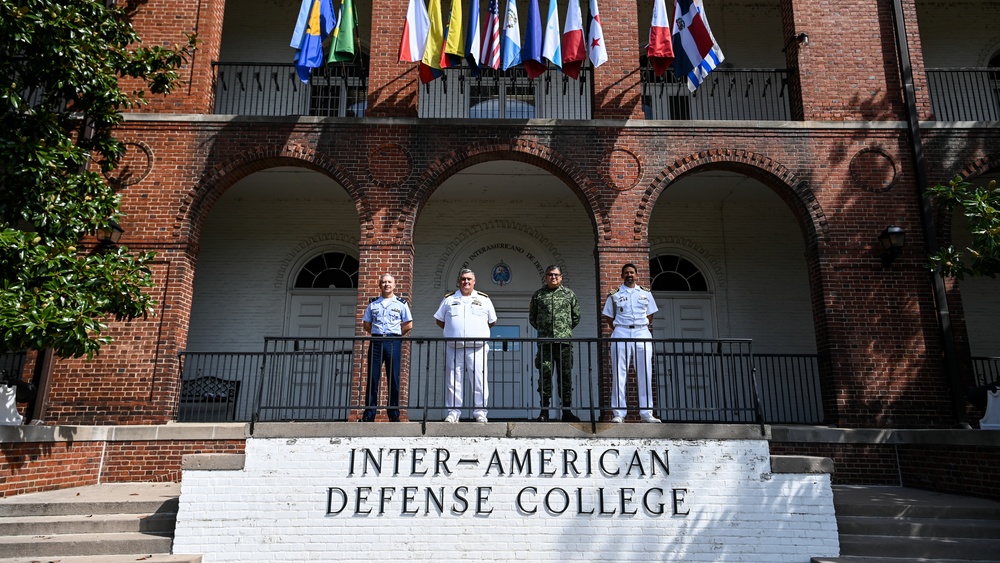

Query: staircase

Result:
[813,485,1000,563]
[0,483,199,563]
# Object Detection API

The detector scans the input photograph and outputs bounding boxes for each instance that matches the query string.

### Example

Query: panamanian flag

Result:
[398,0,430,62]
[672,0,725,91]
[561,0,586,79]
[646,0,674,77]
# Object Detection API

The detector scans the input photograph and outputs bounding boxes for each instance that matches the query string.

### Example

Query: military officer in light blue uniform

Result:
[434,268,497,423]
[602,263,661,423]
[362,274,413,422]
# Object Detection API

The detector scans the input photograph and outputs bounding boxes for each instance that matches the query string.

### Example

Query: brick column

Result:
[355,242,416,420]
[781,0,907,121]
[128,0,225,114]
[591,0,643,119]
[365,0,420,117]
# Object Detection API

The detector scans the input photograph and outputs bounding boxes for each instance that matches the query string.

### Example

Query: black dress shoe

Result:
[389,416,400,422]
[536,410,550,422]
[562,410,581,423]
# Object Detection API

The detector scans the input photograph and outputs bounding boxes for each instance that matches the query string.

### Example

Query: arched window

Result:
[649,255,708,292]
[293,252,359,289]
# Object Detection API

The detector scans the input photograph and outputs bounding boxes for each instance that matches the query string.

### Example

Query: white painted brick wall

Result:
[174,437,839,562]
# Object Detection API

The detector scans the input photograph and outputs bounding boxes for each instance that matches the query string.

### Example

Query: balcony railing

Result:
[641,66,792,121]
[973,356,1000,386]
[178,338,827,426]
[418,67,593,119]
[926,68,1000,121]
[212,61,367,117]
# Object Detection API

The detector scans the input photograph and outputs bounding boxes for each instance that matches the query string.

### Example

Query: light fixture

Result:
[782,32,810,53]
[878,226,905,266]
[97,219,125,248]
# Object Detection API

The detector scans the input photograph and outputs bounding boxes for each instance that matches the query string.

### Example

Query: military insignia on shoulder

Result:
[395,296,408,304]
[638,285,648,291]
[368,296,378,303]
[607,290,617,297]
[477,291,489,298]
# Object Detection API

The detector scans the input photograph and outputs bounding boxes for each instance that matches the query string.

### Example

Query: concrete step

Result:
[0,555,201,563]
[0,483,180,518]
[0,531,174,559]
[813,558,1000,563]
[0,511,176,536]
[839,535,1000,561]
[837,515,1000,539]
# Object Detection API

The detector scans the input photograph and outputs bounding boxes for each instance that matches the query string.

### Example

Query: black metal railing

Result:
[973,356,1000,386]
[212,61,368,117]
[178,338,817,429]
[926,68,1000,121]
[640,66,791,121]
[418,66,593,119]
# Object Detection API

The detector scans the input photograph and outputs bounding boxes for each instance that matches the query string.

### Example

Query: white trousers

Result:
[445,342,489,418]
[611,331,654,419]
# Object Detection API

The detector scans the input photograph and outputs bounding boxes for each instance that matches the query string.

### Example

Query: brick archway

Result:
[397,139,608,240]
[179,143,370,247]
[636,149,829,248]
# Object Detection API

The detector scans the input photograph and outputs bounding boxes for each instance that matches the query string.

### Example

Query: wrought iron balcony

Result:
[212,61,368,117]
[641,66,792,121]
[177,337,825,426]
[926,68,1000,121]
[417,67,593,119]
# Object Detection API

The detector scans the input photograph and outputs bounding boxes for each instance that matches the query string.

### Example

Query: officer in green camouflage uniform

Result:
[529,265,581,422]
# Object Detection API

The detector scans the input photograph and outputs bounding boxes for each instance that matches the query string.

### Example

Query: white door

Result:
[651,296,716,421]
[488,310,533,420]
[264,293,356,420]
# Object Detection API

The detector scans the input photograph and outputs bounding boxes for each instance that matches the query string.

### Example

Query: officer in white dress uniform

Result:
[602,263,661,423]
[434,269,497,423]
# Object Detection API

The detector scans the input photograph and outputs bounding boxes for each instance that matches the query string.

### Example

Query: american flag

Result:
[481,0,501,70]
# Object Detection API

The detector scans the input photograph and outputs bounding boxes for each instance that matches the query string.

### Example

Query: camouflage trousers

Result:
[535,342,574,406]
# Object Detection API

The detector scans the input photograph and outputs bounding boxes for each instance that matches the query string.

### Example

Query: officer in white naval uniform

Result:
[602,263,661,423]
[434,268,497,423]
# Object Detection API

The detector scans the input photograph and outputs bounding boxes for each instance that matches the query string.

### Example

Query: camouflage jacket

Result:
[529,285,581,338]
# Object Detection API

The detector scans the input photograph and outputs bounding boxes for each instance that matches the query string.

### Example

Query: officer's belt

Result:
[372,333,401,337]
[616,325,646,329]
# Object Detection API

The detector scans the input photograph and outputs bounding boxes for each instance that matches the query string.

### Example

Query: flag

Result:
[328,0,357,63]
[481,0,502,70]
[465,0,482,75]
[500,0,521,71]
[419,0,446,82]
[399,0,430,63]
[672,0,725,91]
[561,0,586,79]
[523,0,545,78]
[646,0,674,77]
[291,0,336,83]
[541,0,562,69]
[587,0,607,68]
[440,0,465,68]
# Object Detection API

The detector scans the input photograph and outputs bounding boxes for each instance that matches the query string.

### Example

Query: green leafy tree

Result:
[927,176,1000,280]
[0,0,196,358]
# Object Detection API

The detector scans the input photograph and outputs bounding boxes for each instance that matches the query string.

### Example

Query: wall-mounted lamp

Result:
[878,225,905,267]
[781,32,810,53]
[96,219,125,249]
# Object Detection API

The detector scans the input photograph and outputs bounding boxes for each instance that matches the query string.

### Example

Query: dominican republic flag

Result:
[440,0,466,68]
[646,0,674,76]
[398,0,430,62]
[541,0,562,69]
[672,0,725,91]
[465,0,482,75]
[419,0,445,83]
[291,0,336,83]
[587,0,607,68]
[501,0,522,71]
[561,0,586,79]
[523,0,545,78]
[481,0,502,70]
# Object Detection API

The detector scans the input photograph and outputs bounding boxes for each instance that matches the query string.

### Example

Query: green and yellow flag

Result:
[327,0,357,63]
